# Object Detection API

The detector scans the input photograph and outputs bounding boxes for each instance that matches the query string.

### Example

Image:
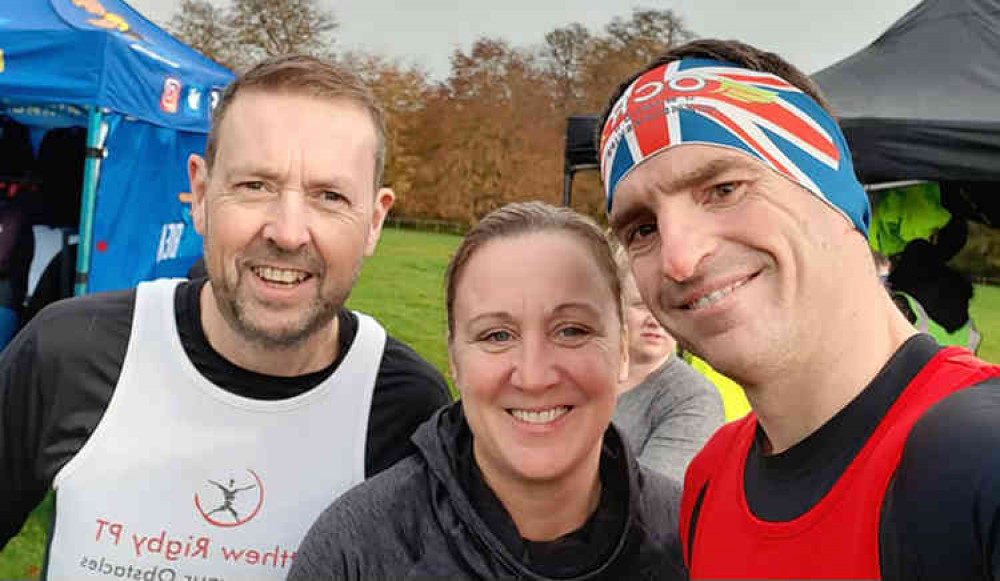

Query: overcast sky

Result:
[127,0,923,78]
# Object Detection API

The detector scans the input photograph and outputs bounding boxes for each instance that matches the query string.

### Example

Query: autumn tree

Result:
[341,52,432,217]
[407,39,563,223]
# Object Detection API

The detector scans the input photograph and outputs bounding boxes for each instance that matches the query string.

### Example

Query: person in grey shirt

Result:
[612,246,724,483]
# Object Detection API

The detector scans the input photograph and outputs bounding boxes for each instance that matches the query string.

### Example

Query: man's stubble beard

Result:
[206,244,364,350]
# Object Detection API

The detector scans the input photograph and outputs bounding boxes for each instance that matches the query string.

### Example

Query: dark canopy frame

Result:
[813,0,1000,226]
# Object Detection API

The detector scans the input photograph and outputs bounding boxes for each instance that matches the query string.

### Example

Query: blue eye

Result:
[323,191,346,203]
[557,326,590,340]
[484,330,512,343]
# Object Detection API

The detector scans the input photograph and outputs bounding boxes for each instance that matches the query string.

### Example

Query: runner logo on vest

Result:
[194,469,264,527]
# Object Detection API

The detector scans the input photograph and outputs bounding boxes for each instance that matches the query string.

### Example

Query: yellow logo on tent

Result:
[0,49,5,73]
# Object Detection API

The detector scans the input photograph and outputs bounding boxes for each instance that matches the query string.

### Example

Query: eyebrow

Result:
[551,302,604,320]
[462,302,604,328]
[222,165,354,191]
[222,165,283,183]
[610,155,763,231]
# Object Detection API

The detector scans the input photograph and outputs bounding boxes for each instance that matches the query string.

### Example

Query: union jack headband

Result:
[599,58,870,236]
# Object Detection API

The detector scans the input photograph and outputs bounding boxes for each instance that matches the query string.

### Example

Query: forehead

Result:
[610,145,766,217]
[454,231,616,315]
[214,91,377,174]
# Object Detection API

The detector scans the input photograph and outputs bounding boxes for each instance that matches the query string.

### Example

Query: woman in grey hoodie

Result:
[290,202,686,580]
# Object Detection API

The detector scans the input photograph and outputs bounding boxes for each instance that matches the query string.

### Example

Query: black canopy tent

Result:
[812,0,1000,225]
[563,0,1000,225]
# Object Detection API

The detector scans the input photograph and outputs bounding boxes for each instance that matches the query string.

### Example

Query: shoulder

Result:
[313,454,431,534]
[632,465,687,577]
[661,357,721,398]
[1,289,136,487]
[376,334,451,403]
[683,416,750,498]
[880,377,1000,578]
[636,464,682,518]
[900,376,1000,475]
[292,456,434,579]
[648,358,723,410]
[6,289,135,368]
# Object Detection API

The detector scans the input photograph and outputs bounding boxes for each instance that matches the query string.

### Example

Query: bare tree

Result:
[541,23,593,111]
[226,0,338,68]
[167,0,338,70]
[603,8,694,64]
[168,0,235,68]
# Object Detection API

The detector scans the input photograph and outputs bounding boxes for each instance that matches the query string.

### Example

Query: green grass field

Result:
[2,228,998,578]
[347,227,461,386]
[970,283,1000,363]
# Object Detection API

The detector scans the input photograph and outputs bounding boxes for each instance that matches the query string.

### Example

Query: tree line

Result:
[168,0,694,225]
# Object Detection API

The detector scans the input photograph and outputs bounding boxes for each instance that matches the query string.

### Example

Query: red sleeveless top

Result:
[679,347,1000,579]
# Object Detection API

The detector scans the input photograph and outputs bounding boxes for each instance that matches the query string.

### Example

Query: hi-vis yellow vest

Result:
[684,354,751,421]
[896,291,981,355]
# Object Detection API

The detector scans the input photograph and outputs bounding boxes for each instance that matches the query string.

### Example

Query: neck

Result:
[198,282,340,376]
[475,442,603,542]
[747,286,917,454]
[620,352,671,393]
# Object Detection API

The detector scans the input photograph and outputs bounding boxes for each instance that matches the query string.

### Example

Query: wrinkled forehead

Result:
[607,144,767,228]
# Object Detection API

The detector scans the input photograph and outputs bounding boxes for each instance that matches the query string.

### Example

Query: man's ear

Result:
[188,154,209,235]
[364,187,396,257]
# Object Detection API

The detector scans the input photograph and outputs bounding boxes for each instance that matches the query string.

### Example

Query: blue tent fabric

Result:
[0,0,232,131]
[89,114,206,291]
[0,0,234,293]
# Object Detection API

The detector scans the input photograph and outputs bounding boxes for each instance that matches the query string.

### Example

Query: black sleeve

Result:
[880,377,1000,581]
[0,292,131,548]
[364,336,451,477]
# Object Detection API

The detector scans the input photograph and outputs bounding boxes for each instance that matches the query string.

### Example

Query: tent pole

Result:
[74,106,104,296]
[562,169,574,207]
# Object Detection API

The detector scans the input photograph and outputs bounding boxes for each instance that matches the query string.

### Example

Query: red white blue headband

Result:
[599,58,870,236]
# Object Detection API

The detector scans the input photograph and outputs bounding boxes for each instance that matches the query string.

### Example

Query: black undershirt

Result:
[177,277,357,399]
[744,334,940,520]
[457,430,628,578]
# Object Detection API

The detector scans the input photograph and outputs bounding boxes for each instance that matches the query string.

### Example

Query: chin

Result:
[508,458,575,483]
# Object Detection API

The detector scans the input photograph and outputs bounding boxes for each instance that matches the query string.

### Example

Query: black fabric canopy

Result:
[812,0,1000,224]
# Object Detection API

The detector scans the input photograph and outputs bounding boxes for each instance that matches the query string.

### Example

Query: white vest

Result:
[45,278,385,581]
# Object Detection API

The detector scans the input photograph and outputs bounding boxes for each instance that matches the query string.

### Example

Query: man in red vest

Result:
[599,38,1000,580]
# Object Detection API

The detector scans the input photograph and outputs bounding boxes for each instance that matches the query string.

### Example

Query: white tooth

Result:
[510,406,569,424]
[689,278,748,310]
[255,266,306,284]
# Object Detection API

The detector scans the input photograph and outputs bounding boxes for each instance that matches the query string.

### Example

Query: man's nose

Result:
[656,206,715,283]
[263,191,311,251]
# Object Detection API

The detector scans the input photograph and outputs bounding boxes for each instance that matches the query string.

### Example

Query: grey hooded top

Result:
[289,402,687,580]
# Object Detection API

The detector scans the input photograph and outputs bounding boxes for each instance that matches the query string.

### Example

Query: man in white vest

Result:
[0,54,451,580]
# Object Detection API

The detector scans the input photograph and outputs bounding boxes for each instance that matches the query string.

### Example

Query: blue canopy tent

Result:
[0,0,233,295]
